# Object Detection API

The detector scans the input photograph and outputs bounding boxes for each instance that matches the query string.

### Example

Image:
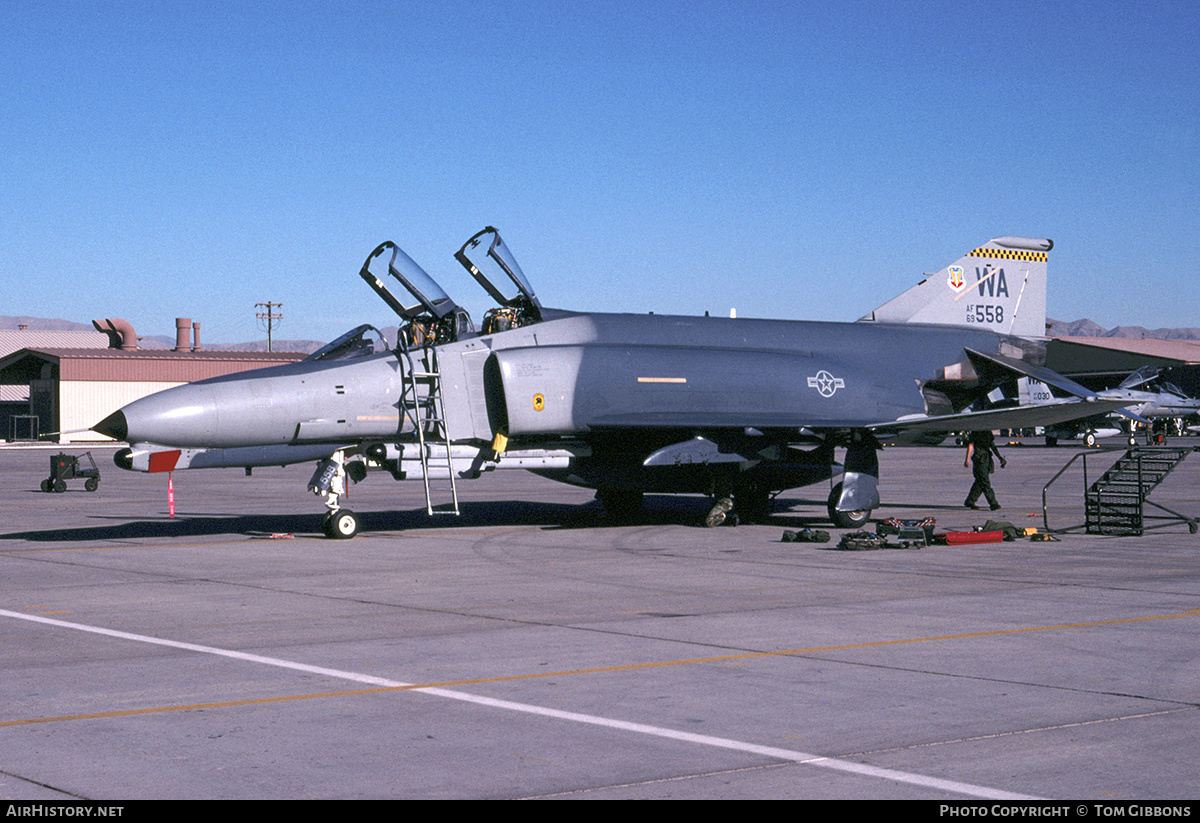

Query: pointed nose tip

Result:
[92,410,128,441]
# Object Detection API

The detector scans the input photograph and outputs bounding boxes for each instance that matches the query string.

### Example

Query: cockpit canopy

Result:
[357,227,543,348]
[454,226,541,319]
[360,241,461,321]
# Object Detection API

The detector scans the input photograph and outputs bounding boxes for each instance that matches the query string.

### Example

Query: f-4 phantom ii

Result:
[93,228,1132,538]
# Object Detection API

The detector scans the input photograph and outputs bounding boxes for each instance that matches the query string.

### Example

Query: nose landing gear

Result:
[310,450,362,539]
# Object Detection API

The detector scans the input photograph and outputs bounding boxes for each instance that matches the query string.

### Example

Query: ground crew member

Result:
[964,430,1006,510]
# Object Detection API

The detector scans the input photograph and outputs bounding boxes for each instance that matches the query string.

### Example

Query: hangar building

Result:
[0,320,306,443]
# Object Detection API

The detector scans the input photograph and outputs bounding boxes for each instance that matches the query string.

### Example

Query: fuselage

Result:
[96,310,1010,456]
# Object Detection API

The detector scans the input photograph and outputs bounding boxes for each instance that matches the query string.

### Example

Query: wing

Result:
[873,399,1137,434]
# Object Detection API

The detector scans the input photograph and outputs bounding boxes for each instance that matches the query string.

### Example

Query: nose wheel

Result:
[322,509,360,539]
[310,450,364,539]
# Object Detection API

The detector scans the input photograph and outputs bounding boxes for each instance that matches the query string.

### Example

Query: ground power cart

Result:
[41,452,100,493]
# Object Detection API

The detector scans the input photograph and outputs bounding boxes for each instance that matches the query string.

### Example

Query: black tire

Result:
[54,479,66,493]
[85,478,98,492]
[40,479,52,493]
[1084,432,1097,447]
[595,489,643,521]
[827,483,871,529]
[736,485,772,523]
[1045,436,1058,447]
[328,509,359,539]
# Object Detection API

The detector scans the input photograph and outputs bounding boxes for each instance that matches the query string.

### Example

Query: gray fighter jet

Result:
[93,228,1129,537]
[1115,366,1200,424]
[1027,366,1200,445]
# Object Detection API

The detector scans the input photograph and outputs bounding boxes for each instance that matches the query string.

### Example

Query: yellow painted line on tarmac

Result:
[5,607,1200,728]
[0,686,406,727]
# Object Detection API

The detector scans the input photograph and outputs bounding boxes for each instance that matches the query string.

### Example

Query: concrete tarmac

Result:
[2,438,1198,800]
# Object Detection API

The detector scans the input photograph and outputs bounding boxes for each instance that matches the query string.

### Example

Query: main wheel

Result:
[735,486,772,523]
[1084,432,1097,447]
[827,482,871,529]
[595,489,643,521]
[327,509,360,539]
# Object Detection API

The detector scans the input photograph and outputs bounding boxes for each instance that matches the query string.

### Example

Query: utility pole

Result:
[256,302,282,352]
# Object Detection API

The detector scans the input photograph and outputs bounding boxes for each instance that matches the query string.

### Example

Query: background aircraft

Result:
[93,228,1130,537]
[1022,368,1200,445]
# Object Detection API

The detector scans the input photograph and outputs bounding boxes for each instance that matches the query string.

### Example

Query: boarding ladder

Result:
[1044,445,1199,535]
[1084,446,1197,535]
[400,346,460,516]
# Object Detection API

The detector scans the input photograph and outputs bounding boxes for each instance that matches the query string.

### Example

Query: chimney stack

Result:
[175,318,191,352]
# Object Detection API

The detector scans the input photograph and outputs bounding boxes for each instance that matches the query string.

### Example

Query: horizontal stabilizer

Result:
[963,348,1100,400]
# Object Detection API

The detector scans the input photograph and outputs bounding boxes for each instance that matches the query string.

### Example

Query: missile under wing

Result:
[94,228,1130,537]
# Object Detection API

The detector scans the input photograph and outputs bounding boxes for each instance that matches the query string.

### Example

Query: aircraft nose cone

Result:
[92,410,129,441]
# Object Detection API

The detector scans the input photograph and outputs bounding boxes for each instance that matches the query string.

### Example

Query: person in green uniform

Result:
[964,429,1006,510]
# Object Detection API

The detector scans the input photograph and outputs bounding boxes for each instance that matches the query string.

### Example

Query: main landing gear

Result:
[826,482,871,528]
[826,432,881,528]
[701,479,774,528]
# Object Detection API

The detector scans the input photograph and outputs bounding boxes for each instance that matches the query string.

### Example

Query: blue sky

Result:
[4,0,1198,344]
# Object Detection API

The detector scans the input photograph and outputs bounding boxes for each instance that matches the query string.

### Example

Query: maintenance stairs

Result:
[400,346,460,516]
[1084,446,1197,536]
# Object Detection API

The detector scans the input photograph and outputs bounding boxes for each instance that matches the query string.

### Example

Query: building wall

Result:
[59,381,185,443]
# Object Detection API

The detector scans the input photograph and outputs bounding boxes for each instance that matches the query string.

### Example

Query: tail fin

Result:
[1018,377,1056,405]
[859,236,1051,338]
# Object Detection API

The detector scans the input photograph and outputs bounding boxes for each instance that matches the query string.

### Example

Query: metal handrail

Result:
[1043,445,1200,535]
[1041,446,1124,533]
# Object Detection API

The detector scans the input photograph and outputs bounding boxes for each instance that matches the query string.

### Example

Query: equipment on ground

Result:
[41,452,100,493]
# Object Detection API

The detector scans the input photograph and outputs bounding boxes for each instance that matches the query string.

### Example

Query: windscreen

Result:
[305,325,389,362]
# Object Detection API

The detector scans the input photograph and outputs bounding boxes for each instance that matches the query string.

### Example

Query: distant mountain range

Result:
[5,314,1199,347]
[1046,318,1200,341]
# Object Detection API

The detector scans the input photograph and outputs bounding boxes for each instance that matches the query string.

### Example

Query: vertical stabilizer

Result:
[1018,377,1055,405]
[859,237,1051,338]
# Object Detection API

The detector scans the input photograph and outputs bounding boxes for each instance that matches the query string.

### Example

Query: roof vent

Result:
[91,318,138,351]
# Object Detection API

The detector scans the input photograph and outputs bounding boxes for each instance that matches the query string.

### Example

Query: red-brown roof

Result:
[0,347,308,383]
[1049,336,1200,366]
